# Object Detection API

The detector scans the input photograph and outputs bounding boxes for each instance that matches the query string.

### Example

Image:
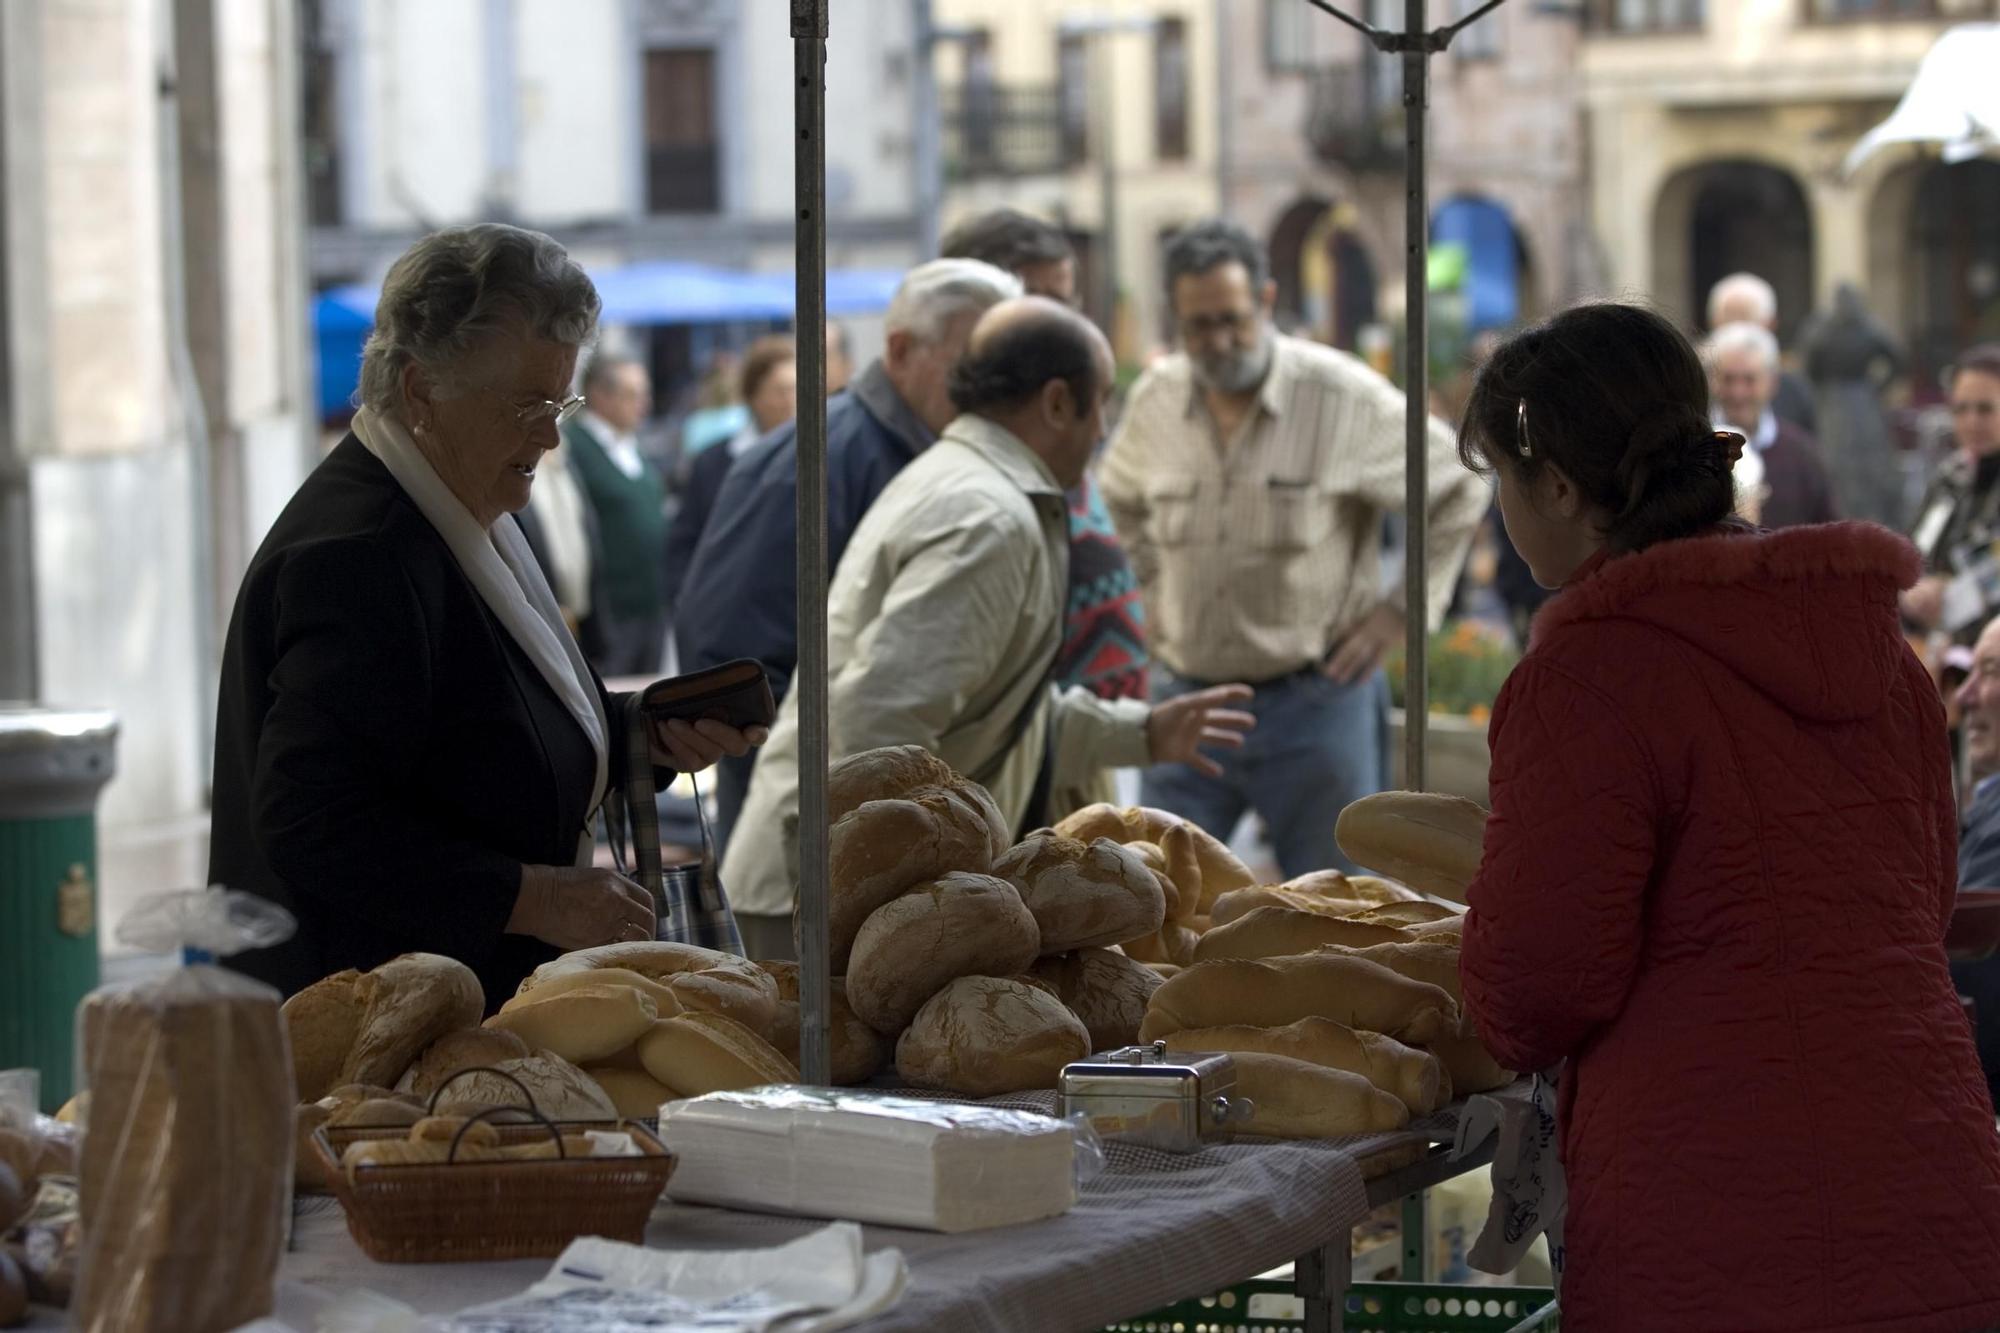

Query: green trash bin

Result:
[0,705,118,1111]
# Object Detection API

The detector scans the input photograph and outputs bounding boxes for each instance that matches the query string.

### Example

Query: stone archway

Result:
[1653,160,1815,340]
[1268,196,1378,351]
[1269,196,1335,333]
[1880,159,2000,390]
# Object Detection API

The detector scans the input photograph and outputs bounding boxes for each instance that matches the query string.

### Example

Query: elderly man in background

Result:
[1706,322,1837,530]
[724,298,1253,960]
[566,354,670,674]
[1100,220,1485,877]
[675,258,1023,851]
[1709,272,1816,435]
[941,208,1078,305]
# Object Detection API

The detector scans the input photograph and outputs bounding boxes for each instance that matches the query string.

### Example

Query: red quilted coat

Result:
[1461,522,2000,1333]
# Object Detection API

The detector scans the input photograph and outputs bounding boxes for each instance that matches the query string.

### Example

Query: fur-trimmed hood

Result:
[1531,521,1922,724]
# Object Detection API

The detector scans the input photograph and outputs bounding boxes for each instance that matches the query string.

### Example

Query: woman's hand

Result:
[649,717,771,774]
[507,864,657,951]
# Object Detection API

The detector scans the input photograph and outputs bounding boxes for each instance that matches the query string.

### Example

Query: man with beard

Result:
[1099,220,1485,875]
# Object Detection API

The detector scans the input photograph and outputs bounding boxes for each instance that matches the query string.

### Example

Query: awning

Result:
[1843,23,2000,178]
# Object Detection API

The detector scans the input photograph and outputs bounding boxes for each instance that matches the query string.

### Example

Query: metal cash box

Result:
[1056,1042,1255,1152]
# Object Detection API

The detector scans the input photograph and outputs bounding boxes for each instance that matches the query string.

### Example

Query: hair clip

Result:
[1516,399,1534,460]
[1715,429,1745,468]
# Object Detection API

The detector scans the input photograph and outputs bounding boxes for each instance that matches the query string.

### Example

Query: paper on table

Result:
[1451,1071,1565,1292]
[441,1222,907,1333]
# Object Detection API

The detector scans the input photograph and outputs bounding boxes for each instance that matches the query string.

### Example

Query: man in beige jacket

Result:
[724,298,1255,959]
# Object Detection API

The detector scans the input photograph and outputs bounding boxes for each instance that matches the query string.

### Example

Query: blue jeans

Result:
[1140,664,1389,879]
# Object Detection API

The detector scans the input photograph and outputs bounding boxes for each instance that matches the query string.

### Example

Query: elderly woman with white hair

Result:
[209,224,766,1005]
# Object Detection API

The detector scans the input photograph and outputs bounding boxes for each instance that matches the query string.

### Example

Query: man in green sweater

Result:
[564,354,670,674]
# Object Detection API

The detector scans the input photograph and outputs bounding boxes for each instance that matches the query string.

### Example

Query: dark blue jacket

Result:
[1950,778,2000,1108]
[674,360,933,698]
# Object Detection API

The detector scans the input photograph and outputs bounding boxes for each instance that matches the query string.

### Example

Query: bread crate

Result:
[1103,1280,1557,1332]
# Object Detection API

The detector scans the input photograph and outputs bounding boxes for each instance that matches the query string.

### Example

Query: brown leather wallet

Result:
[639,659,778,731]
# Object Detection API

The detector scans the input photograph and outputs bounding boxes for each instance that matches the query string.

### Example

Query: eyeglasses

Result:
[1178,310,1259,340]
[515,393,586,427]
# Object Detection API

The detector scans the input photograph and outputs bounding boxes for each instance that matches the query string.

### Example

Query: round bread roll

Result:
[896,976,1091,1097]
[486,983,660,1065]
[281,968,366,1103]
[1194,905,1411,962]
[1029,948,1163,1050]
[433,1052,617,1121]
[519,942,778,1036]
[1053,804,1257,912]
[1139,952,1458,1045]
[994,833,1167,953]
[583,1066,679,1118]
[829,787,996,971]
[346,953,487,1091]
[1162,1017,1447,1115]
[830,746,1011,857]
[636,1013,799,1096]
[396,1026,532,1099]
[846,873,1042,1034]
[758,969,892,1086]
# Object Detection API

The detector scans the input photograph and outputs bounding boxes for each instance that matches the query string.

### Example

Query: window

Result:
[301,0,342,226]
[1265,0,1348,72]
[1058,32,1091,165]
[643,47,720,214]
[1453,0,1502,59]
[962,30,998,165]
[1805,0,1997,16]
[1155,18,1189,161]
[1587,0,1706,30]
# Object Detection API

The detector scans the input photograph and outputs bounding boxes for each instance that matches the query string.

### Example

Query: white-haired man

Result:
[675,258,1023,851]
[1706,321,1837,530]
[1708,272,1816,435]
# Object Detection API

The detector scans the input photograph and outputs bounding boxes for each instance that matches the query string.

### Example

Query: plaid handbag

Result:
[602,696,746,955]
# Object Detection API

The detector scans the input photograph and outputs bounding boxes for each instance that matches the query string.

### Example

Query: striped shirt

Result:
[1098,334,1488,683]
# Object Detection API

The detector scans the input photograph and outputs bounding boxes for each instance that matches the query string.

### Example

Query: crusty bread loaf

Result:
[845,873,1041,1034]
[896,976,1090,1097]
[1029,948,1163,1051]
[1159,824,1204,923]
[498,966,684,1017]
[757,967,889,1086]
[583,1066,678,1117]
[1227,1052,1410,1139]
[636,1013,799,1097]
[397,1027,531,1099]
[829,746,1010,856]
[1139,953,1458,1045]
[1344,874,1425,905]
[486,983,660,1065]
[432,1052,616,1120]
[1426,1033,1514,1095]
[828,787,996,971]
[520,942,777,1036]
[1162,1018,1447,1114]
[325,1097,425,1129]
[1121,840,1182,919]
[1335,791,1488,903]
[993,833,1167,953]
[755,961,802,1055]
[76,977,292,1333]
[1321,941,1513,1093]
[343,953,486,1090]
[1210,886,1375,928]
[1053,804,1256,913]
[281,969,364,1102]
[1407,914,1464,942]
[1194,905,1412,962]
[1323,940,1464,1001]
[1119,921,1200,966]
[1342,901,1464,928]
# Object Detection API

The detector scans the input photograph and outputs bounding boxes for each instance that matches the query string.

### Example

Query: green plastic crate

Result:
[1103,1279,1557,1332]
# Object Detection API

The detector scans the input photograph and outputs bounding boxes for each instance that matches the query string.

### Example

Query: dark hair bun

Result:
[1608,407,1735,548]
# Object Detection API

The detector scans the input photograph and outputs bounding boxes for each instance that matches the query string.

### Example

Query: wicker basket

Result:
[312,1069,678,1263]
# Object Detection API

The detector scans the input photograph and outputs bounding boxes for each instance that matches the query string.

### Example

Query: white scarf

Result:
[352,406,608,865]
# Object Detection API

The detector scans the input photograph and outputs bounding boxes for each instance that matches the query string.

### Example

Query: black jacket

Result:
[210,435,630,1007]
[1757,421,1839,531]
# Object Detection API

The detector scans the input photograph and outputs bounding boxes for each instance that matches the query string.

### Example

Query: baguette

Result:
[636,1013,799,1097]
[1335,791,1488,903]
[486,984,659,1065]
[1341,901,1464,928]
[1228,1052,1410,1138]
[1163,1018,1448,1114]
[1210,886,1374,928]
[1139,953,1458,1045]
[1318,941,1515,1095]
[1193,905,1411,963]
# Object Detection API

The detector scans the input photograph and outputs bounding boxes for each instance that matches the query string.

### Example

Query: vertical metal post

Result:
[1095,33,1119,338]
[1400,0,1430,794]
[1296,1237,1350,1333]
[911,0,942,259]
[792,0,832,1087]
[0,2,39,703]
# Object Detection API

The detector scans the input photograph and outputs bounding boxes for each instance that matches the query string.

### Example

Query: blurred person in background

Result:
[825,320,854,397]
[942,208,1150,705]
[1903,345,2000,639]
[675,258,1023,851]
[1100,220,1485,877]
[663,335,797,612]
[1705,322,1837,530]
[1804,283,1908,529]
[566,353,670,675]
[1708,272,1816,434]
[1950,615,2000,1107]
[516,422,597,643]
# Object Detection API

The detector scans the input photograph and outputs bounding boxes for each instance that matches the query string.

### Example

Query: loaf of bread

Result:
[896,976,1091,1097]
[498,966,684,1017]
[1321,941,1513,1094]
[432,1052,617,1121]
[1426,1032,1513,1095]
[756,967,888,1086]
[1408,914,1465,942]
[1029,948,1163,1051]
[1344,874,1425,905]
[1342,901,1464,928]
[637,1013,800,1097]
[582,1066,679,1117]
[281,969,364,1103]
[846,873,1042,1034]
[829,745,1011,857]
[396,1026,531,1099]
[1194,905,1412,963]
[1227,1052,1410,1139]
[755,961,803,1055]
[282,954,485,1101]
[1162,1017,1447,1114]
[325,1097,426,1129]
[486,983,660,1064]
[1322,940,1463,1001]
[1053,804,1257,913]
[1210,885,1374,928]
[76,975,292,1333]
[1159,825,1207,923]
[828,787,997,971]
[1139,953,1458,1045]
[1120,841,1178,919]
[1119,921,1201,966]
[1335,791,1488,902]
[993,833,1167,954]
[519,942,778,1036]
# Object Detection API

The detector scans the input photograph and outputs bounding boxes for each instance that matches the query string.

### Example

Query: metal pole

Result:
[1400,0,1429,794]
[792,0,832,1087]
[0,3,39,703]
[1095,34,1119,339]
[911,0,942,259]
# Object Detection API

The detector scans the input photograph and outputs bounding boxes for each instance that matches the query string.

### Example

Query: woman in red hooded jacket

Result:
[1458,303,2000,1333]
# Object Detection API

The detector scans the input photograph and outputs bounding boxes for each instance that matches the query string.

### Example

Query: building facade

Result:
[1580,0,2000,382]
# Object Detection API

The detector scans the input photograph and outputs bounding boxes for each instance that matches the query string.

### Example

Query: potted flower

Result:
[1385,620,1519,805]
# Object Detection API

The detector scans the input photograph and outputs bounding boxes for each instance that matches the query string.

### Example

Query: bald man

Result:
[723,299,1254,959]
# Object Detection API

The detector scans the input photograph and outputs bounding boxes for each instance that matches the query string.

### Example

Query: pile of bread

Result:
[1133,790,1511,1141]
[817,748,1274,1098]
